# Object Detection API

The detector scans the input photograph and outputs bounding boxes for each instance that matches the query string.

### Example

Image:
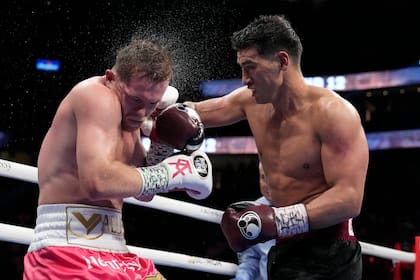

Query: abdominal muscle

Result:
[252,117,328,207]
[266,172,328,207]
[257,139,328,207]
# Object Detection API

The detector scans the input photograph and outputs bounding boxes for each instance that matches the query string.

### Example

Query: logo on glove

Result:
[174,103,204,151]
[237,211,262,240]
[193,154,209,177]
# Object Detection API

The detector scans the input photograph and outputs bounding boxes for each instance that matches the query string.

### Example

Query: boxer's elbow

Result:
[346,189,364,218]
[79,172,109,200]
[347,203,362,219]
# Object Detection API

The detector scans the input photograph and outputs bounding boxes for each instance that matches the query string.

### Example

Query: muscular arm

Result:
[306,97,369,229]
[73,87,143,201]
[185,86,249,128]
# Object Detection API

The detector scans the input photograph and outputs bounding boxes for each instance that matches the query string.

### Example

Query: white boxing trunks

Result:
[23,204,165,280]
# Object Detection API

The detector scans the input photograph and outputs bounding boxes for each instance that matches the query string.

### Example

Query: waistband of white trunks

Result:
[28,204,128,253]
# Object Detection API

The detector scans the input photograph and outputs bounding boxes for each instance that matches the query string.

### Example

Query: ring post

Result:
[415,236,419,280]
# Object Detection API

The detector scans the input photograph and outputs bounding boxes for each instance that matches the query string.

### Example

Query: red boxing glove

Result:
[151,103,204,152]
[221,202,277,252]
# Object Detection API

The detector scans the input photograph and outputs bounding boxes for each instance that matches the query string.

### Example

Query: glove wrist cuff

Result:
[136,165,169,197]
[273,203,309,238]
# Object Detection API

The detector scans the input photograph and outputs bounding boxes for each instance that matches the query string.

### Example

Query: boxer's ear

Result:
[105,69,116,82]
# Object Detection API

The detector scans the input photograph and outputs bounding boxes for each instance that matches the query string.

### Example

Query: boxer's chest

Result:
[250,110,322,179]
[116,130,142,164]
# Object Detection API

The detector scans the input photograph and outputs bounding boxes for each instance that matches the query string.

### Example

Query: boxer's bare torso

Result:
[189,83,368,229]
[37,76,145,209]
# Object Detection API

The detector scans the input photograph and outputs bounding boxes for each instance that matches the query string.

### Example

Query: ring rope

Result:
[0,158,222,224]
[0,222,237,275]
[124,197,222,224]
[0,158,418,274]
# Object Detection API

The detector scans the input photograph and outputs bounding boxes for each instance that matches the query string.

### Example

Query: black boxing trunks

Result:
[23,204,165,280]
[267,219,362,280]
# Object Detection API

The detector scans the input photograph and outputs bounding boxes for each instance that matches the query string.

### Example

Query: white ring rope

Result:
[0,222,237,275]
[0,158,38,184]
[0,158,417,271]
[124,197,222,224]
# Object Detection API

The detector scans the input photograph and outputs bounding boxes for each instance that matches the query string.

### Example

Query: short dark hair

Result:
[114,39,173,83]
[231,15,303,62]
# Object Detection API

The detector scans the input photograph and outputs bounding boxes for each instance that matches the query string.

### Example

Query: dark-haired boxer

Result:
[23,39,212,280]
[185,15,368,279]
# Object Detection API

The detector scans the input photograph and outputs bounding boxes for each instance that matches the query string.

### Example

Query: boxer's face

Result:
[237,47,284,104]
[118,74,169,131]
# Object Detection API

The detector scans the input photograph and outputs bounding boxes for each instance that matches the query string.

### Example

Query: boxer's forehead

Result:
[237,47,260,66]
[122,76,169,103]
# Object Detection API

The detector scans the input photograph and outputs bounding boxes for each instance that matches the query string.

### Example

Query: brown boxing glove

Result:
[152,103,204,152]
[221,202,310,252]
[220,202,278,252]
